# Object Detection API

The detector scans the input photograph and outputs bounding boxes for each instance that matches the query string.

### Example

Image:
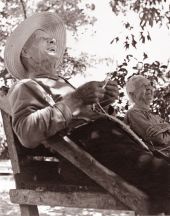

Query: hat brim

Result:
[4,12,66,79]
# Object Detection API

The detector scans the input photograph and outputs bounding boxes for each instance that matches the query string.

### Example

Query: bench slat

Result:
[44,136,151,214]
[10,189,129,210]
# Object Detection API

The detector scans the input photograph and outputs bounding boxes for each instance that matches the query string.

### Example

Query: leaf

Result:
[144,63,150,69]
[118,68,128,76]
[124,41,129,49]
[132,37,137,48]
[166,71,170,78]
[149,18,154,27]
[108,105,115,115]
[147,32,151,41]
[122,62,128,66]
[124,105,128,112]
[91,4,95,10]
[153,61,160,67]
[160,65,167,69]
[110,71,117,79]
[115,37,119,42]
[140,32,145,43]
[143,52,148,60]
[124,22,133,29]
[119,92,124,97]
[126,54,133,60]
[110,36,119,44]
[124,22,130,28]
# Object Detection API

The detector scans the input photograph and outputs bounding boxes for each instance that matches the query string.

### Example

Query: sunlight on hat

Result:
[4,12,66,80]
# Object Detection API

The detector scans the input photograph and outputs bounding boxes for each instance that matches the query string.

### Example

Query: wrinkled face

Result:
[21,30,58,66]
[133,77,154,106]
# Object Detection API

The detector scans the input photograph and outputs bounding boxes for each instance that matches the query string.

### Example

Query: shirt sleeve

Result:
[125,109,170,146]
[8,79,73,148]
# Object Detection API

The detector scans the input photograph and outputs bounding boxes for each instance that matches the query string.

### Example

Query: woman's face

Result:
[21,30,59,66]
[133,78,154,106]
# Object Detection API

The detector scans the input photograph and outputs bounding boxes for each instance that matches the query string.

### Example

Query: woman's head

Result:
[4,12,66,79]
[126,75,154,107]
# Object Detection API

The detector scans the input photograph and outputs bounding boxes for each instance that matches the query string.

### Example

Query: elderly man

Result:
[4,12,170,206]
[5,13,118,149]
[125,75,170,154]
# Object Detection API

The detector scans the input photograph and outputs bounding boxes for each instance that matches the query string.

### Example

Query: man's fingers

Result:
[104,80,119,99]
[105,87,119,99]
[105,85,119,92]
[147,128,158,137]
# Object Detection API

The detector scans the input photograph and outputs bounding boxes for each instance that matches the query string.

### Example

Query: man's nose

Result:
[48,38,56,44]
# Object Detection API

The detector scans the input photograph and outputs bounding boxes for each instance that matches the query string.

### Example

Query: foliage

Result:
[110,0,170,27]
[57,49,88,79]
[109,0,170,49]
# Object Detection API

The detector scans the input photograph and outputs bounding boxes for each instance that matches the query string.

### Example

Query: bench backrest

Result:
[0,87,157,214]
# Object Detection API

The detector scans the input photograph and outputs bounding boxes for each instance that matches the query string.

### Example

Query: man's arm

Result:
[8,80,108,149]
[8,80,75,148]
[125,109,170,146]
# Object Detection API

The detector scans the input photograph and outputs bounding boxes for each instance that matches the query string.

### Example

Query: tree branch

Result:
[20,0,27,19]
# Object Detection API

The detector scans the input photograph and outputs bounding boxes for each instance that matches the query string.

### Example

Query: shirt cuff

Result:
[53,102,73,127]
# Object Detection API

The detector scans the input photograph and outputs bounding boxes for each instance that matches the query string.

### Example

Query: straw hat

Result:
[4,12,66,79]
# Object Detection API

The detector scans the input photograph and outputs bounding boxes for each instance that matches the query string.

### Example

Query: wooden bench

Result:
[0,87,162,216]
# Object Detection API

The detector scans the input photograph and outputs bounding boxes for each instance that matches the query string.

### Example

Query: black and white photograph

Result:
[0,0,170,215]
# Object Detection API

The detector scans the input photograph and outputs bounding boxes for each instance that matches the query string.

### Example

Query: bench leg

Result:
[20,204,39,216]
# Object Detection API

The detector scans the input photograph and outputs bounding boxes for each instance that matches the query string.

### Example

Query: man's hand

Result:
[147,123,170,137]
[100,80,119,106]
[74,81,105,105]
[63,80,118,115]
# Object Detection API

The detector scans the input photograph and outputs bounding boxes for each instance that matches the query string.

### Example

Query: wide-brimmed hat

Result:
[4,12,66,79]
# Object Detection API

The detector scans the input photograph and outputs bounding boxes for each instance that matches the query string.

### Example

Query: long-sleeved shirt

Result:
[8,77,100,148]
[124,106,170,149]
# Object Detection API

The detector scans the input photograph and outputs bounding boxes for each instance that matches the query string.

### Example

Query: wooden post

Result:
[20,204,39,216]
[1,111,21,174]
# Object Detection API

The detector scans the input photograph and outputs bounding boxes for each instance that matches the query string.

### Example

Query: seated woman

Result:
[4,12,170,208]
[125,75,170,155]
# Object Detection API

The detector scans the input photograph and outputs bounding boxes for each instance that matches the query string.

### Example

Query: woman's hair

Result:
[126,75,145,103]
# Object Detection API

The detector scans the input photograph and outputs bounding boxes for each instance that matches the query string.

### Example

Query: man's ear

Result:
[21,48,30,58]
[129,92,136,102]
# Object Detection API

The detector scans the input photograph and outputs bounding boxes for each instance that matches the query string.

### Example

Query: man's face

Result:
[133,78,154,106]
[21,30,59,66]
